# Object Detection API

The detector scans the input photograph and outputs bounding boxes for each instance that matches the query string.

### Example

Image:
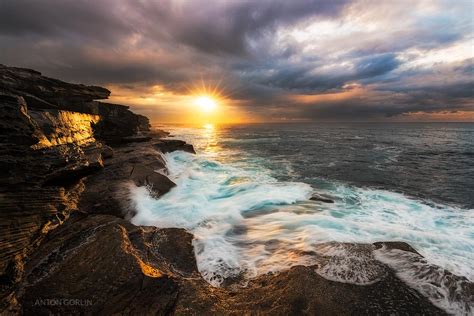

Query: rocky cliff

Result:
[0,65,462,315]
[0,64,177,311]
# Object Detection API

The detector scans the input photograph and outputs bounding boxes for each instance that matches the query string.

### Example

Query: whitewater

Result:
[131,124,474,314]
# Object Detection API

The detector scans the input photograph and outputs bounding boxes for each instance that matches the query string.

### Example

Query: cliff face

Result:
[0,64,150,144]
[0,64,160,297]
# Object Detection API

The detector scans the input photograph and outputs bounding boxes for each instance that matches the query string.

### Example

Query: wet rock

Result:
[373,241,422,256]
[77,142,168,219]
[310,193,335,203]
[16,215,193,315]
[129,165,176,198]
[100,145,114,159]
[154,139,196,154]
[173,242,446,315]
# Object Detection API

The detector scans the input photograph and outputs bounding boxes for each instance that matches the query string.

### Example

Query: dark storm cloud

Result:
[0,0,350,85]
[244,53,401,93]
[0,0,472,120]
[146,0,351,55]
[0,0,349,54]
[0,0,128,43]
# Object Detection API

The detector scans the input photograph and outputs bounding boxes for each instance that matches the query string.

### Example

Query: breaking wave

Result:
[130,126,474,314]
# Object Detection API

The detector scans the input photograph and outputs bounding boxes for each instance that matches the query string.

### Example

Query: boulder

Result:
[373,241,421,255]
[129,165,176,197]
[154,139,196,154]
[100,145,114,159]
[310,193,335,203]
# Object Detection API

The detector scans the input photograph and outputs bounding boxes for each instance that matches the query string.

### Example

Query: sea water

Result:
[131,123,474,314]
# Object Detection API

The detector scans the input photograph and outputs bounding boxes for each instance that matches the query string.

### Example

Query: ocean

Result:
[131,122,474,314]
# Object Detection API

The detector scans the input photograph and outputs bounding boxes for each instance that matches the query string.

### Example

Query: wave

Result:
[130,128,474,314]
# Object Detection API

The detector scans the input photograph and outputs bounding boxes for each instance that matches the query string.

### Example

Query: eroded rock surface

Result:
[154,139,196,154]
[16,214,194,315]
[0,64,150,145]
[0,65,173,309]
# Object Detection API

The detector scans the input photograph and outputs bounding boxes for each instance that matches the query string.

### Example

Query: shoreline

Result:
[0,65,469,314]
[4,135,449,315]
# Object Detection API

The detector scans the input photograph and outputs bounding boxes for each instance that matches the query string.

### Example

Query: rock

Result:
[0,183,85,292]
[0,64,151,146]
[43,153,104,186]
[310,193,335,203]
[77,142,168,219]
[0,93,104,188]
[0,92,105,280]
[16,215,194,315]
[174,243,445,315]
[100,145,114,159]
[0,64,154,297]
[373,241,422,256]
[154,139,196,154]
[0,64,110,105]
[90,101,151,144]
[151,129,171,138]
[129,165,176,197]
[121,135,152,143]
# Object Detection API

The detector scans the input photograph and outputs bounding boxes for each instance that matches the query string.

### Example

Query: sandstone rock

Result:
[100,145,114,159]
[174,242,445,315]
[154,139,196,154]
[16,215,195,315]
[0,64,151,146]
[90,101,151,144]
[151,129,171,138]
[373,241,421,255]
[77,142,168,219]
[0,64,109,106]
[310,193,334,203]
[0,65,153,296]
[129,165,176,197]
[0,183,85,291]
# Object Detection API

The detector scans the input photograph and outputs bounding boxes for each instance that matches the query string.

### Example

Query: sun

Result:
[194,96,217,113]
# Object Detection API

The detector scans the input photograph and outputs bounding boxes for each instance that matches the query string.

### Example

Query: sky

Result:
[1,0,473,124]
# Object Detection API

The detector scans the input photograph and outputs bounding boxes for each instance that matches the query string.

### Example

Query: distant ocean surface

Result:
[131,122,474,314]
[193,122,474,209]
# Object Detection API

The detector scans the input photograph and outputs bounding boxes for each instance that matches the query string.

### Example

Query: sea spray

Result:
[130,125,474,314]
[130,149,473,279]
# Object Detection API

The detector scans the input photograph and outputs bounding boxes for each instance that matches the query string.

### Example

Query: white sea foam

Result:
[313,243,387,285]
[374,246,473,315]
[130,126,474,313]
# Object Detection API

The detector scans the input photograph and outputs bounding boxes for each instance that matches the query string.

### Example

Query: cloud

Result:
[0,0,472,121]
